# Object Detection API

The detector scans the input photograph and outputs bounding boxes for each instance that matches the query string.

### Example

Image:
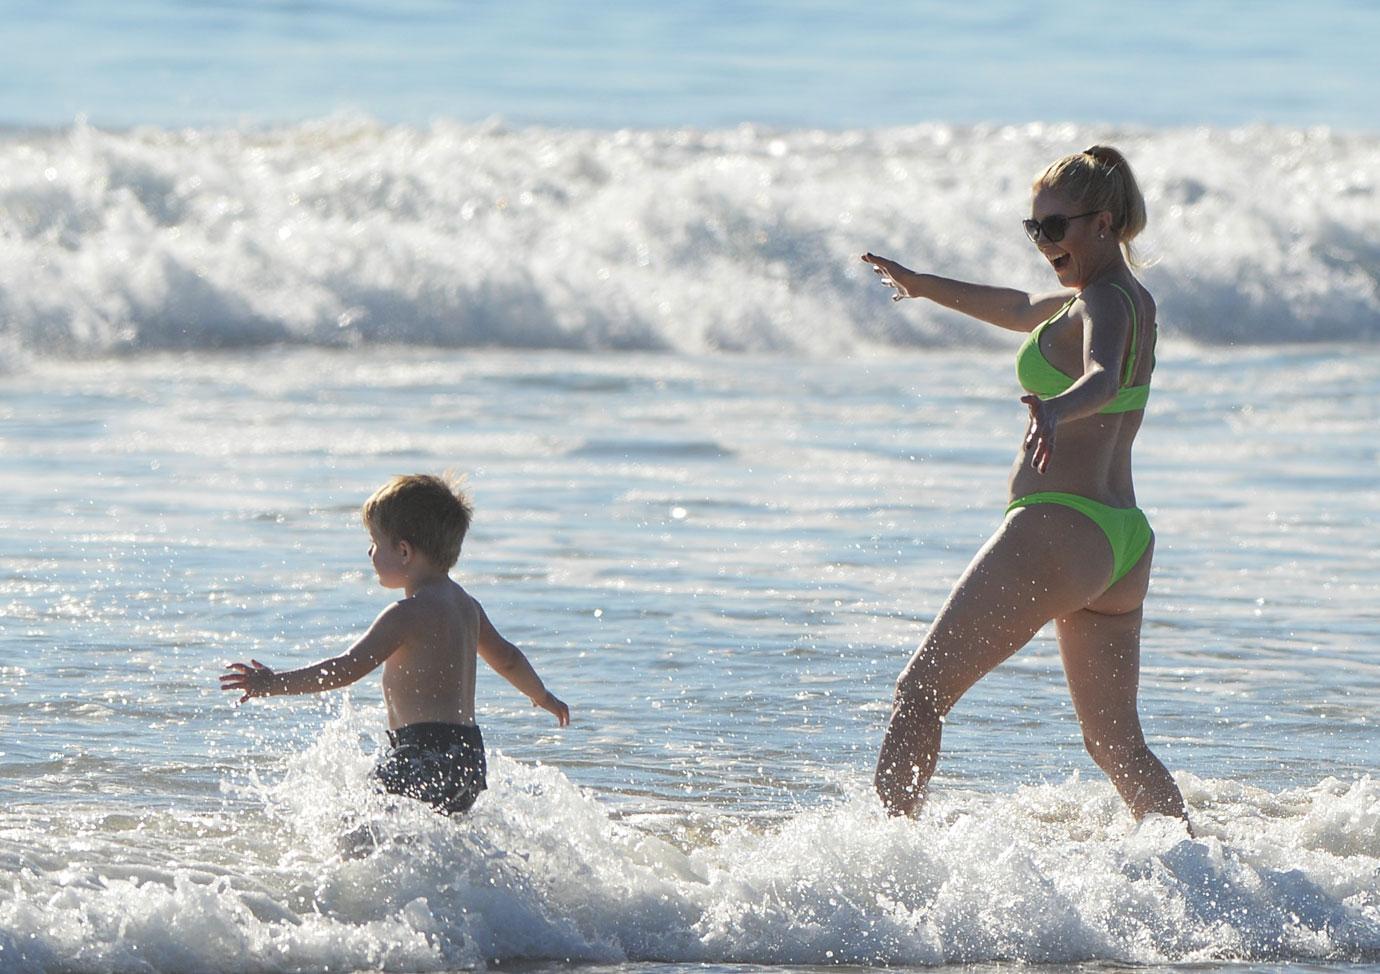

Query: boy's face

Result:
[367,523,408,588]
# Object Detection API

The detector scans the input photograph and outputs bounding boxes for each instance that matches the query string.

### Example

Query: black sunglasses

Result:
[1023,211,1099,243]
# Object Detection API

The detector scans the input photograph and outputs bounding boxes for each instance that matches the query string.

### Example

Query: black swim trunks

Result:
[373,722,487,815]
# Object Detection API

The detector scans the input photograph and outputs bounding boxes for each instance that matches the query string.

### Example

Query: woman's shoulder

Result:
[1078,277,1155,329]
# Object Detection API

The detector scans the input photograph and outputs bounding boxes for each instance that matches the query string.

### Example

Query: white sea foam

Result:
[1,117,1376,361]
[1,710,1377,973]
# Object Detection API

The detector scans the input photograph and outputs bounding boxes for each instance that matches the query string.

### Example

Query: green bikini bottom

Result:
[1006,491,1152,585]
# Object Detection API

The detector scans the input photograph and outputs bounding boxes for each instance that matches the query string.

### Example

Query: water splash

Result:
[3,710,1378,973]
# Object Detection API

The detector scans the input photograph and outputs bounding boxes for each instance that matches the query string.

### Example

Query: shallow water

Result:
[1,345,1377,972]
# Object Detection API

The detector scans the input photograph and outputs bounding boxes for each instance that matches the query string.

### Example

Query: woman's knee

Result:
[894,634,976,715]
[892,670,946,724]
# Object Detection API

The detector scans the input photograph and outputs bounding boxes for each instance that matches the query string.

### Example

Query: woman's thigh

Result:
[900,504,1118,713]
[1055,604,1147,746]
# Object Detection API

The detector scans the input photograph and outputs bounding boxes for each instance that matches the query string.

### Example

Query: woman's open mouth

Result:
[1050,253,1072,271]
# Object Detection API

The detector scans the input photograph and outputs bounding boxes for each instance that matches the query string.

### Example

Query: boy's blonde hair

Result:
[362,474,474,570]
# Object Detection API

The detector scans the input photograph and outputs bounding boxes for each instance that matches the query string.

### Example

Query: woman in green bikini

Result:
[862,145,1190,826]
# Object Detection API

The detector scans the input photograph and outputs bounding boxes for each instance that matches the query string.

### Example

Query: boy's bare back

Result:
[378,578,481,729]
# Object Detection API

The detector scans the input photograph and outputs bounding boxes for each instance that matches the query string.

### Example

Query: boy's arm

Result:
[475,602,570,726]
[220,602,411,702]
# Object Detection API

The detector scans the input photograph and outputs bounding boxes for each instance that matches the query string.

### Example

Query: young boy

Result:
[220,474,569,816]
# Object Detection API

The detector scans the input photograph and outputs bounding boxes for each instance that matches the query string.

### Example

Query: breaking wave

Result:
[1,117,1377,361]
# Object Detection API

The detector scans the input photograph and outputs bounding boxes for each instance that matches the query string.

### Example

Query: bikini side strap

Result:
[1108,282,1138,386]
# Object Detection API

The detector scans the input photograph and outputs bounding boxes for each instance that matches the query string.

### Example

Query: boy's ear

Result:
[397,539,413,563]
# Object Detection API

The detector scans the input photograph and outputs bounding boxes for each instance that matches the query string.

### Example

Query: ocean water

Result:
[3,3,1380,974]
[2,345,1378,972]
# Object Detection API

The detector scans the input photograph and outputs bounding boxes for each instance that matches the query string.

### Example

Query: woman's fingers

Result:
[862,253,914,300]
[1018,397,1054,472]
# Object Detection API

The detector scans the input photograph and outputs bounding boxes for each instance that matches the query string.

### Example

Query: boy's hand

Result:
[533,691,570,727]
[220,660,275,703]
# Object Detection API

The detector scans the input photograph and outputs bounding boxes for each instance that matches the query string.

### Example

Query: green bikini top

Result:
[1016,282,1151,414]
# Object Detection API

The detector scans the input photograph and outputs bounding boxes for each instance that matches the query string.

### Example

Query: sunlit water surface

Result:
[1,346,1377,972]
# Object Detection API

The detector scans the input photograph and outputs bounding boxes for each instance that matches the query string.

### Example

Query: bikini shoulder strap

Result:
[1107,282,1139,386]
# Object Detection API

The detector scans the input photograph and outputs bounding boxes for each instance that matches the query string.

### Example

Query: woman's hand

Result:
[1021,394,1057,473]
[861,253,923,301]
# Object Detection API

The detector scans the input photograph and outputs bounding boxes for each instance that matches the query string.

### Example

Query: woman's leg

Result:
[875,506,1116,816]
[1055,551,1190,825]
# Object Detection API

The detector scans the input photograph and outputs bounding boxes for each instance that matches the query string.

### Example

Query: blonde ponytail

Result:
[1034,145,1148,266]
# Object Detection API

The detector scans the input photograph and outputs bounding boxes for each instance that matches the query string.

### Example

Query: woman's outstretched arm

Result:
[861,253,1074,333]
